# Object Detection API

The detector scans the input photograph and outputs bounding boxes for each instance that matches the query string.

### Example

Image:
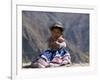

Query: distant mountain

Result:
[22,11,89,63]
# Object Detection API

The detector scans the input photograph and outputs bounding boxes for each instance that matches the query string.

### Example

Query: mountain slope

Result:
[22,11,89,63]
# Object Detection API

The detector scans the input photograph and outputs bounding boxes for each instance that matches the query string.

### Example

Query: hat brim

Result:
[49,26,64,32]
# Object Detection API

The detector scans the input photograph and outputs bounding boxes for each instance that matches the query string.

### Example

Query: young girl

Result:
[36,22,71,68]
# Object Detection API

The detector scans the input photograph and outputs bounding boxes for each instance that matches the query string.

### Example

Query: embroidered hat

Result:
[50,22,64,32]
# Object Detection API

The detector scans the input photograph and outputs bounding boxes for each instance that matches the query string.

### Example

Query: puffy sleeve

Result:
[56,36,66,48]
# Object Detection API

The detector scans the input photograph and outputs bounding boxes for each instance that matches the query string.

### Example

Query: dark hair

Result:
[50,26,64,32]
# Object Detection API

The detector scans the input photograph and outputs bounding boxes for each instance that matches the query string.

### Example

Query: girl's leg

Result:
[59,48,71,65]
[37,58,49,68]
[61,52,71,65]
[37,50,52,68]
[51,51,62,64]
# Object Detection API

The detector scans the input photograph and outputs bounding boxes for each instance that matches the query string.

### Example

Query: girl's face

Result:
[51,28,62,39]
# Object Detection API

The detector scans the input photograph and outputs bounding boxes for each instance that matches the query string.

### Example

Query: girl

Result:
[36,22,71,68]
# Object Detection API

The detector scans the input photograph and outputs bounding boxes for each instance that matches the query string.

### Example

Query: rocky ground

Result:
[22,62,89,68]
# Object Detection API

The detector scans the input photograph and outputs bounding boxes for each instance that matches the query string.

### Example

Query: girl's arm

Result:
[56,41,66,48]
[48,37,59,49]
[48,41,59,49]
[56,37,66,48]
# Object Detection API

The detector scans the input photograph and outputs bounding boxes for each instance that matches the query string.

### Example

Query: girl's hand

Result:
[57,37,64,43]
[48,42,59,49]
